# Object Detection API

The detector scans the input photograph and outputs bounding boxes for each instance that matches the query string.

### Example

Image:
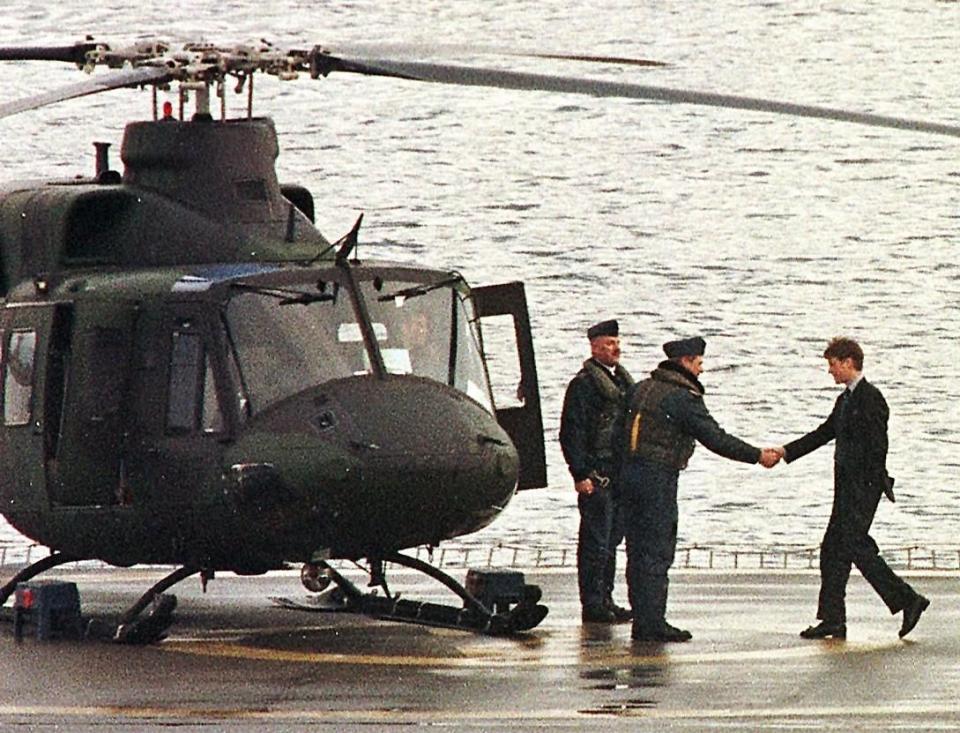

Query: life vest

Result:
[580,359,634,464]
[625,365,701,470]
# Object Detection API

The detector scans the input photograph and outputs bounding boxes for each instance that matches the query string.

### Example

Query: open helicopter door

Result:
[0,302,70,512]
[472,281,546,489]
[46,301,138,507]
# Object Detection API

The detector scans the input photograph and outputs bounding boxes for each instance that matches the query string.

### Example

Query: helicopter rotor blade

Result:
[0,66,171,120]
[0,37,956,139]
[318,41,667,68]
[314,53,960,139]
[522,51,666,67]
[0,41,101,64]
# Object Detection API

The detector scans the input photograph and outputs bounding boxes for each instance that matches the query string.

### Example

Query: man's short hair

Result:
[823,337,864,370]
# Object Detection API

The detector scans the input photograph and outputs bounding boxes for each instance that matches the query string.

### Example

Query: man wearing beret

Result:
[560,319,634,623]
[622,336,781,642]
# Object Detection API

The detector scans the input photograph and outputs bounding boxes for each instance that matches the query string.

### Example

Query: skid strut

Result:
[78,565,199,644]
[0,551,82,606]
[277,552,548,635]
[1,554,185,644]
[110,565,199,644]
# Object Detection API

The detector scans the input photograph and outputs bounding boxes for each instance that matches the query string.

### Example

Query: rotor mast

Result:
[181,81,211,119]
[79,39,305,122]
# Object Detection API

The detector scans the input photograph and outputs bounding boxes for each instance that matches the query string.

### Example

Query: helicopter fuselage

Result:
[0,116,545,574]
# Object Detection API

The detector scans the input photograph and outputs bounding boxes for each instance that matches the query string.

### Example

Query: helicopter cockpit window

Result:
[223,277,495,414]
[225,289,361,414]
[166,329,222,434]
[3,330,36,426]
[361,279,494,412]
[362,280,452,383]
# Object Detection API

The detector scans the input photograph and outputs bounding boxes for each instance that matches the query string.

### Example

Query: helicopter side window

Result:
[3,330,36,426]
[202,359,224,433]
[222,323,250,424]
[167,331,201,433]
[166,329,223,434]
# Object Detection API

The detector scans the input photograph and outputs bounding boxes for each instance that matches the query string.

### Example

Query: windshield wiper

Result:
[376,274,463,302]
[230,282,336,306]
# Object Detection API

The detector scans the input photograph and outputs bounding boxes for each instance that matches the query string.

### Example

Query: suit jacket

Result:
[783,378,895,502]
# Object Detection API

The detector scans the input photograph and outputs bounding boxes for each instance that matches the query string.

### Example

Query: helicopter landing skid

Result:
[271,553,548,635]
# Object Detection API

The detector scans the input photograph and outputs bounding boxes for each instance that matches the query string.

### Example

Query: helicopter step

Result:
[271,554,548,635]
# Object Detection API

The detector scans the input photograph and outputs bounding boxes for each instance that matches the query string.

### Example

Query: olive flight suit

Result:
[621,360,761,637]
[560,358,634,612]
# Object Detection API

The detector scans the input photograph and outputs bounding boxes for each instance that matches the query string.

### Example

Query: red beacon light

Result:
[162,100,174,120]
[14,586,34,610]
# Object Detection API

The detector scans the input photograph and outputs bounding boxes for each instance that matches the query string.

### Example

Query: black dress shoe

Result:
[799,621,846,639]
[582,605,617,623]
[660,622,692,642]
[632,621,692,643]
[606,602,633,623]
[899,594,930,638]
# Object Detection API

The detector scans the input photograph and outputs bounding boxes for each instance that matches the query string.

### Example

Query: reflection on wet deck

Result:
[1,567,958,731]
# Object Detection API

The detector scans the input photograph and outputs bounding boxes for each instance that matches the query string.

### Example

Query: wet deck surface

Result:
[1,566,957,731]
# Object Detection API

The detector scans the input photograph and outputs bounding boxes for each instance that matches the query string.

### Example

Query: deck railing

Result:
[3,541,960,572]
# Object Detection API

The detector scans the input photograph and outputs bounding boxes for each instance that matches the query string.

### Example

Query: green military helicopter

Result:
[0,39,558,641]
[0,39,957,642]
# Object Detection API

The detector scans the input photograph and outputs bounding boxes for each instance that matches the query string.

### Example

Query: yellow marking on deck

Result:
[162,635,900,668]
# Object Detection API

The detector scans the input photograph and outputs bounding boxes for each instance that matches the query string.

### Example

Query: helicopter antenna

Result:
[298,213,364,266]
[335,214,364,264]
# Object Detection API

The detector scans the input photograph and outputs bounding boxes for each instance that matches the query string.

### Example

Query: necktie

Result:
[839,389,851,420]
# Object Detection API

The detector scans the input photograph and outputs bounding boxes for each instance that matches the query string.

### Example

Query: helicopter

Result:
[0,39,958,643]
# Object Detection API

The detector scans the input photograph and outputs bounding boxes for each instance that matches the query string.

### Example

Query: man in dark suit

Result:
[777,337,928,639]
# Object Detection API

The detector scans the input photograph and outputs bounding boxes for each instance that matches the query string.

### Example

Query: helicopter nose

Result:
[320,375,520,547]
[228,375,519,556]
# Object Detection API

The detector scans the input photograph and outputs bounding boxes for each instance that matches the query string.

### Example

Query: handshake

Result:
[759,446,786,469]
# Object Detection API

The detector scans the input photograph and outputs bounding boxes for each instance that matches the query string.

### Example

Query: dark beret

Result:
[663,336,706,358]
[587,319,619,340]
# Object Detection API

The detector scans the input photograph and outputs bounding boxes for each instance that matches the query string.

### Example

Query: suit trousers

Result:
[817,467,915,622]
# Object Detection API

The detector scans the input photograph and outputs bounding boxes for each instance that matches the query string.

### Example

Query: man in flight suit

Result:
[776,337,929,639]
[560,319,634,623]
[621,336,781,642]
